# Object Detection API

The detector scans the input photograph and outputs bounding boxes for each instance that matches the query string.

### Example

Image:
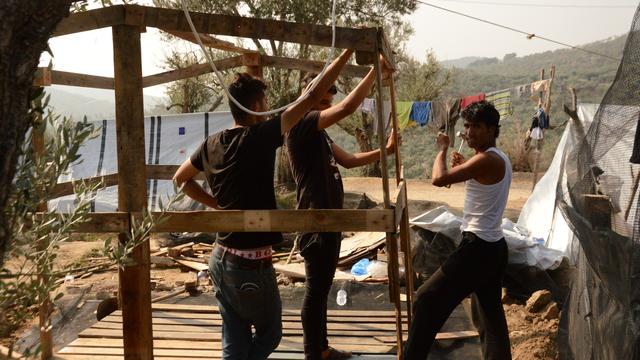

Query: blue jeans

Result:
[209,248,282,360]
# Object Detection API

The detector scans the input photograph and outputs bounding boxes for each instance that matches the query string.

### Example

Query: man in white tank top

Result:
[405,101,512,359]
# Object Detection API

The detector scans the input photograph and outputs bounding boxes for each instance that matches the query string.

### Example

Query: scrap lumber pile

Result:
[149,232,390,283]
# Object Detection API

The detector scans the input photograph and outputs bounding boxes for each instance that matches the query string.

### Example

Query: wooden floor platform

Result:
[57,303,410,359]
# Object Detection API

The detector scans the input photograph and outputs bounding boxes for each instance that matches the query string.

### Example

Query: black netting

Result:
[557,4,640,359]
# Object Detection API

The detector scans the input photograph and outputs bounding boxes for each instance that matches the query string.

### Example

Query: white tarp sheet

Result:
[410,206,565,270]
[50,112,234,212]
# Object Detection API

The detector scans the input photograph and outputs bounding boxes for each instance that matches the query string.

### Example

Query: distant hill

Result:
[46,86,170,122]
[441,56,485,69]
[329,34,627,179]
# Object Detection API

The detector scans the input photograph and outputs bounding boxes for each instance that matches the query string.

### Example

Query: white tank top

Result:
[461,147,512,242]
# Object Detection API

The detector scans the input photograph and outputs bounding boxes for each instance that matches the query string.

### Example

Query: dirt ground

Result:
[7,173,560,359]
[343,172,534,221]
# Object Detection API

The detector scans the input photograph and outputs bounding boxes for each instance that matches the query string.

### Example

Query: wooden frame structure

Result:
[39,5,413,359]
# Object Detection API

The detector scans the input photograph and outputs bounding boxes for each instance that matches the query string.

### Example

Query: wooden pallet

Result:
[56,303,476,359]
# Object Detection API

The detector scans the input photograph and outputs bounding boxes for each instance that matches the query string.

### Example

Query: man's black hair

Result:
[301,72,337,95]
[461,100,501,138]
[228,72,267,125]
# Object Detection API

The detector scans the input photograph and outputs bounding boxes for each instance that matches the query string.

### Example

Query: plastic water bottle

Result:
[336,289,347,306]
[336,281,350,306]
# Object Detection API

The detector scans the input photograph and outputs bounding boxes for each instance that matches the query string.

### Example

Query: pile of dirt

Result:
[505,289,560,360]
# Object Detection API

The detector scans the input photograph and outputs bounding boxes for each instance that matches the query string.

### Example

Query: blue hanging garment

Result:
[409,101,432,127]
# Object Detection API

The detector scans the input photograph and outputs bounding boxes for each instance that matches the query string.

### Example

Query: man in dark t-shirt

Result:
[286,56,397,360]
[173,48,354,360]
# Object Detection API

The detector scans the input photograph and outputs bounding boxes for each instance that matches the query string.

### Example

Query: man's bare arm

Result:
[332,130,398,169]
[173,159,219,209]
[280,49,354,134]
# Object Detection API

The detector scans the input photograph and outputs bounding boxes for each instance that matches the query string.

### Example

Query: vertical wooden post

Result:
[243,53,263,78]
[388,78,402,185]
[388,76,414,324]
[32,100,52,360]
[113,24,153,359]
[374,28,404,359]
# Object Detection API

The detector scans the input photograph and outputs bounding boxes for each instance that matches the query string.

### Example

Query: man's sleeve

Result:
[288,111,320,140]
[189,140,207,171]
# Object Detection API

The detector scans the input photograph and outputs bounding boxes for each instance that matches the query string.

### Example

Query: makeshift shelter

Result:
[552,8,639,358]
[33,4,414,359]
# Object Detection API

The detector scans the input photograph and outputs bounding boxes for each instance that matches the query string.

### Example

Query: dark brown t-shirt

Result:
[190,116,283,249]
[286,111,344,210]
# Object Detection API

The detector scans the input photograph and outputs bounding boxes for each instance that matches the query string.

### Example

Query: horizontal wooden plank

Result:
[99,315,399,331]
[111,310,407,323]
[52,173,120,198]
[261,55,370,78]
[142,56,243,87]
[45,69,114,89]
[53,6,125,37]
[59,347,219,357]
[67,336,393,353]
[65,338,393,354]
[162,29,256,54]
[141,5,378,51]
[81,326,396,339]
[150,303,403,317]
[59,209,395,233]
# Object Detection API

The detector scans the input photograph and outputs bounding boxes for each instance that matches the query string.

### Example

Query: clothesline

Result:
[358,78,552,132]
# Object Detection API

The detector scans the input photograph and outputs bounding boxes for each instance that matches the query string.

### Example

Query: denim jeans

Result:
[404,232,511,360]
[209,248,282,360]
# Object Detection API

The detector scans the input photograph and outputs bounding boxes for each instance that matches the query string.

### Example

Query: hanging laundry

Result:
[359,98,376,114]
[395,102,414,130]
[486,89,514,120]
[360,98,392,133]
[534,107,549,129]
[431,99,461,147]
[513,83,530,99]
[460,93,486,110]
[409,101,432,127]
[531,79,550,94]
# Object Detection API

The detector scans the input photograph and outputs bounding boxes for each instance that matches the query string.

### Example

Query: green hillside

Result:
[328,35,626,179]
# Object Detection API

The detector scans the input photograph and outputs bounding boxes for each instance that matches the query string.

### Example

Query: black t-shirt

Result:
[286,111,344,210]
[190,116,283,249]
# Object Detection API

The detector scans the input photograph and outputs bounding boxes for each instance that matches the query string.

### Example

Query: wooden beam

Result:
[51,174,120,198]
[141,5,378,51]
[378,28,396,70]
[53,6,125,37]
[60,209,395,233]
[33,68,115,89]
[112,23,154,358]
[261,55,370,78]
[142,56,243,87]
[161,28,257,54]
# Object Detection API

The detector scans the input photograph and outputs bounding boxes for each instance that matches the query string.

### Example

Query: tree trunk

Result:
[356,113,381,177]
[276,145,296,192]
[0,1,72,266]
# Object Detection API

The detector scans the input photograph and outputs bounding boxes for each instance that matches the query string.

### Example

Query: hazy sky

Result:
[41,0,637,97]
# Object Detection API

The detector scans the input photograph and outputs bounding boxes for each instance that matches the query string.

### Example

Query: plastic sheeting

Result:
[49,112,234,212]
[556,6,640,358]
[410,206,564,271]
[517,104,596,259]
